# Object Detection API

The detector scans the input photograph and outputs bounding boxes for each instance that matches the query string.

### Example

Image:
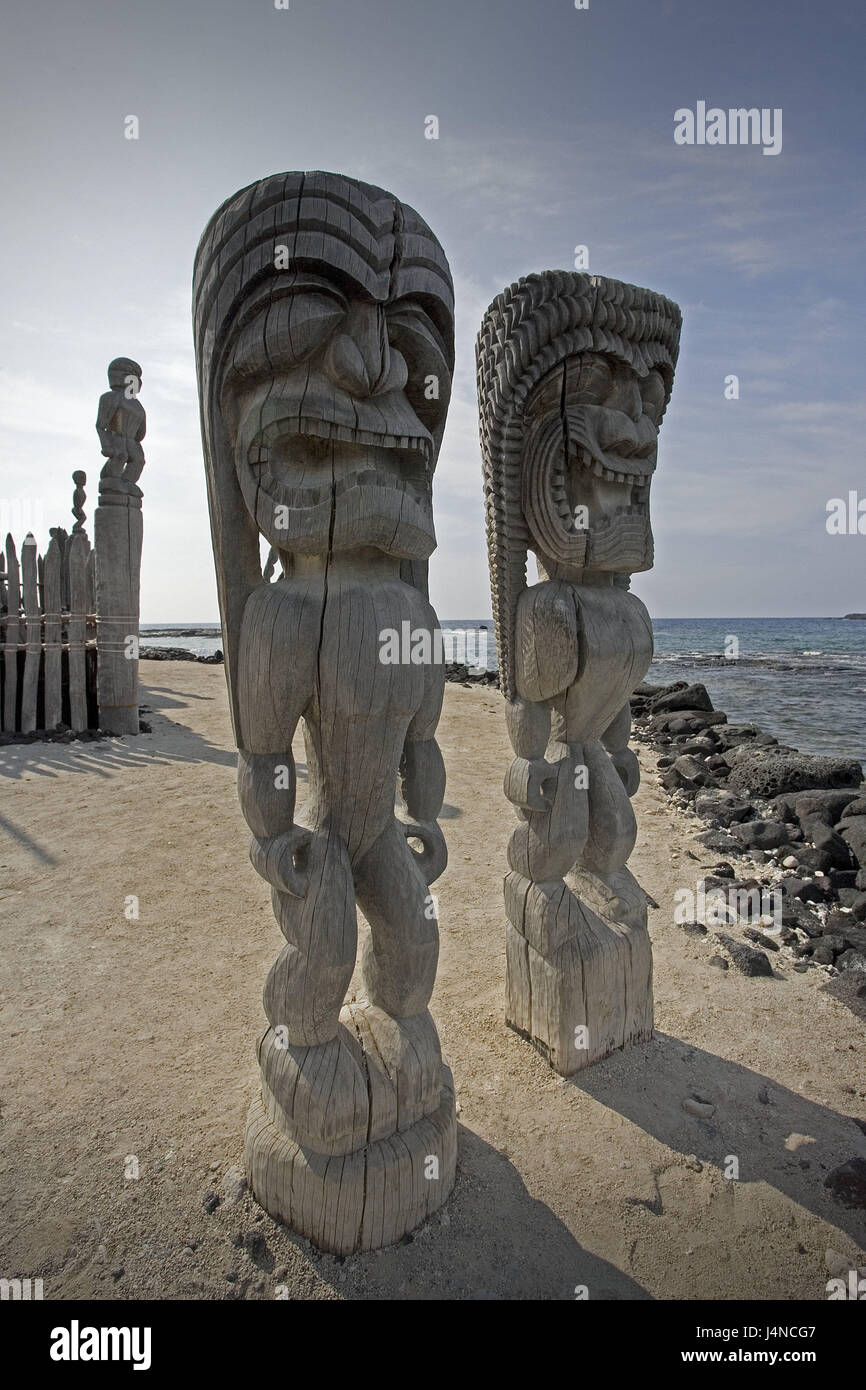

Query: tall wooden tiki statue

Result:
[193,172,457,1252]
[477,272,681,1075]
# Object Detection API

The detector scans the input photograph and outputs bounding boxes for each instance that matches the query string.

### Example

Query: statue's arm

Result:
[514,581,579,704]
[235,585,319,895]
[503,696,555,810]
[95,392,124,458]
[400,621,445,822]
[503,582,579,811]
[601,701,641,797]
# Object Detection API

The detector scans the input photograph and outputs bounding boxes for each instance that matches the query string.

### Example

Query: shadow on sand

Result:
[572,1032,866,1247]
[0,682,239,782]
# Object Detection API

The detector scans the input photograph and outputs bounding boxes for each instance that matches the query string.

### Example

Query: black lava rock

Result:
[824,1157,866,1211]
[726,753,863,799]
[713,933,774,977]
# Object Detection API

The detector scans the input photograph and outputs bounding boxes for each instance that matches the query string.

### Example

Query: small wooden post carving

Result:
[477,272,681,1075]
[71,471,87,533]
[94,360,144,735]
[194,172,458,1253]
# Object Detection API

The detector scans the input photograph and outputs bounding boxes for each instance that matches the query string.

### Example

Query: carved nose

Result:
[618,379,643,423]
[323,301,404,397]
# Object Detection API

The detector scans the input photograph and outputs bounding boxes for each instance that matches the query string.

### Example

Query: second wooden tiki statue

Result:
[193,172,457,1253]
[477,271,682,1076]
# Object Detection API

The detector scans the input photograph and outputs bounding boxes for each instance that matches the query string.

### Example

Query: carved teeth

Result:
[261,416,432,463]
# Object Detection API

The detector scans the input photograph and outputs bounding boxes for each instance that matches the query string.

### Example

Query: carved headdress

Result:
[193,171,454,736]
[476,271,681,700]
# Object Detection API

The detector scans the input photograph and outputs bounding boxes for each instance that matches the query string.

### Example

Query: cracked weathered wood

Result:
[194,171,457,1253]
[3,535,21,731]
[94,363,144,736]
[94,502,142,734]
[477,271,682,1075]
[43,536,63,731]
[20,534,40,733]
[67,531,90,733]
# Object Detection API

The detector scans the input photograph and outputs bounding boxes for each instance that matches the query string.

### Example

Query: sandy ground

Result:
[0,659,864,1301]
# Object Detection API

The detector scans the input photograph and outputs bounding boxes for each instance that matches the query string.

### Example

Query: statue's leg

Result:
[504,738,653,1075]
[309,815,456,1243]
[241,750,371,1245]
[354,817,441,1017]
[244,769,455,1252]
[121,446,145,495]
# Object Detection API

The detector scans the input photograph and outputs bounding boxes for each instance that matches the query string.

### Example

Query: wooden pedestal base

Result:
[245,1073,456,1255]
[504,873,653,1076]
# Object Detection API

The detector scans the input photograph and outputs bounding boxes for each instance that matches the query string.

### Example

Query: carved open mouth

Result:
[542,405,657,532]
[247,420,432,503]
[233,407,438,559]
[547,450,650,532]
[233,374,436,521]
[523,408,655,570]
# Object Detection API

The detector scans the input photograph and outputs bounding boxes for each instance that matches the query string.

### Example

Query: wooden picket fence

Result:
[0,517,98,737]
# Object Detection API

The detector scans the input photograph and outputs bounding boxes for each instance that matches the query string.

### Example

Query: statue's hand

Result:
[504,756,558,811]
[99,431,127,463]
[249,826,314,898]
[610,746,640,798]
[398,817,448,885]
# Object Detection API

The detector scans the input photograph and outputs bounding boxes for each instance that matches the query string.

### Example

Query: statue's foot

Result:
[257,1025,369,1156]
[569,866,648,932]
[257,1005,448,1151]
[343,1000,445,1137]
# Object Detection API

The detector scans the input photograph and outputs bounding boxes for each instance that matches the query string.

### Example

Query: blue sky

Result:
[1,0,863,619]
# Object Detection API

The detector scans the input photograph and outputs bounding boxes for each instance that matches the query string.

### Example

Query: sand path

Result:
[1,660,863,1299]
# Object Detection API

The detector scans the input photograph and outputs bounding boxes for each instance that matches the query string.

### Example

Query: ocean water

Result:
[648,618,866,767]
[141,616,866,767]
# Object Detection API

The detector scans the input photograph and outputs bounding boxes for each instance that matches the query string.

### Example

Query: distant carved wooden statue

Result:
[96,357,146,498]
[94,357,144,735]
[193,172,457,1252]
[477,272,682,1075]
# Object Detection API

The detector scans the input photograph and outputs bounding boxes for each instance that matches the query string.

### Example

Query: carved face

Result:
[221,276,452,558]
[522,352,668,575]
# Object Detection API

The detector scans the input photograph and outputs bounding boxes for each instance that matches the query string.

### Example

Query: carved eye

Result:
[225,286,346,385]
[525,367,564,419]
[266,290,346,363]
[387,300,450,424]
[571,355,614,402]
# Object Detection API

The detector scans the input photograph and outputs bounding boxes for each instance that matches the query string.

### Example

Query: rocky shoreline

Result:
[632,679,866,991]
[139,645,225,664]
